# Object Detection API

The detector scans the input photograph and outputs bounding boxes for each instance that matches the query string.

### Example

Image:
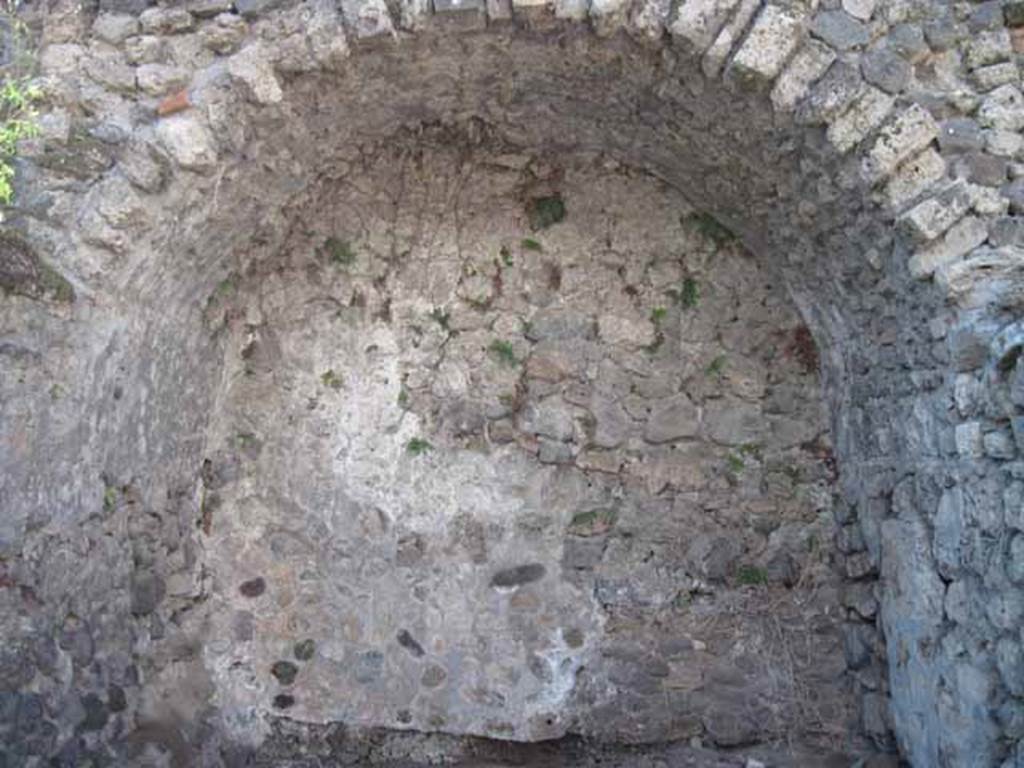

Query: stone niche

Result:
[199,135,853,751]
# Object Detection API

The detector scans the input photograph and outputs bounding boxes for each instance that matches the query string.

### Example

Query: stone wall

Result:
[194,141,849,751]
[0,0,1022,765]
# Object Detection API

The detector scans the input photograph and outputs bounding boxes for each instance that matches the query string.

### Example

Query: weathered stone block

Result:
[627,0,672,40]
[863,105,939,184]
[705,398,766,445]
[990,217,1024,248]
[899,184,969,243]
[84,57,137,93]
[842,581,878,619]
[130,571,165,616]
[985,128,1023,158]
[562,536,607,570]
[836,523,866,554]
[92,13,139,44]
[882,148,946,211]
[139,7,194,34]
[977,84,1024,132]
[887,22,928,63]
[923,15,963,51]
[861,692,891,738]
[227,44,283,104]
[955,422,984,459]
[939,118,983,153]
[187,0,235,17]
[728,5,805,88]
[668,0,740,54]
[907,216,988,279]
[483,0,512,19]
[432,0,486,28]
[984,429,1016,459]
[124,34,166,65]
[964,28,1012,69]
[881,517,945,626]
[517,399,574,441]
[810,10,869,51]
[643,394,699,443]
[156,113,218,171]
[234,0,287,18]
[770,39,835,112]
[987,590,1024,631]
[841,622,875,670]
[1008,534,1024,583]
[701,0,759,78]
[340,0,396,41]
[827,87,894,153]
[526,308,594,341]
[861,45,912,94]
[968,0,1005,32]
[136,63,190,96]
[972,62,1020,93]
[954,151,1008,188]
[842,0,875,22]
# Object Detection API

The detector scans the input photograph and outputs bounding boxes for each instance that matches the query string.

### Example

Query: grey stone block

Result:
[862,46,912,94]
[887,23,928,62]
[954,152,1009,187]
[234,0,286,18]
[810,10,870,50]
[990,217,1024,247]
[923,16,963,51]
[939,118,984,153]
[841,622,875,670]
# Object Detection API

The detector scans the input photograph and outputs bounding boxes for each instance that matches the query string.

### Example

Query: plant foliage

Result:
[0,9,41,206]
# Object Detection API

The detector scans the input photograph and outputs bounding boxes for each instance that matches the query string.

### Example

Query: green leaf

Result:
[406,437,432,456]
[489,339,517,366]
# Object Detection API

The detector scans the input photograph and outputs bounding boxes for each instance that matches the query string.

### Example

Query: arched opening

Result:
[194,132,847,754]
[2,2,1021,766]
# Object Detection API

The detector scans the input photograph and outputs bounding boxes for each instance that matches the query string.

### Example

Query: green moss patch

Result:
[526,194,566,231]
[323,237,356,266]
[0,231,74,303]
[683,212,736,246]
[568,508,617,537]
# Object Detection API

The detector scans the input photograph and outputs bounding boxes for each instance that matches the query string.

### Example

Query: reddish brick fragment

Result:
[157,89,191,117]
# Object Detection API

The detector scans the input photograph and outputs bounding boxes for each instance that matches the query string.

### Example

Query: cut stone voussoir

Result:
[727,4,806,88]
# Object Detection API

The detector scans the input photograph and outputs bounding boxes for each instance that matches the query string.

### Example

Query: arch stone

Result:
[2,0,1023,765]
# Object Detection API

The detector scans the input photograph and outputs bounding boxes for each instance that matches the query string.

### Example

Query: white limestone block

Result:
[899,185,969,243]
[729,5,806,87]
[862,104,939,183]
[554,0,588,20]
[227,44,283,104]
[978,85,1024,132]
[156,113,218,172]
[590,0,631,36]
[841,0,875,21]
[340,0,395,39]
[826,87,894,153]
[702,0,759,77]
[882,148,947,211]
[630,0,671,40]
[669,0,740,53]
[908,216,988,279]
[771,39,835,112]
